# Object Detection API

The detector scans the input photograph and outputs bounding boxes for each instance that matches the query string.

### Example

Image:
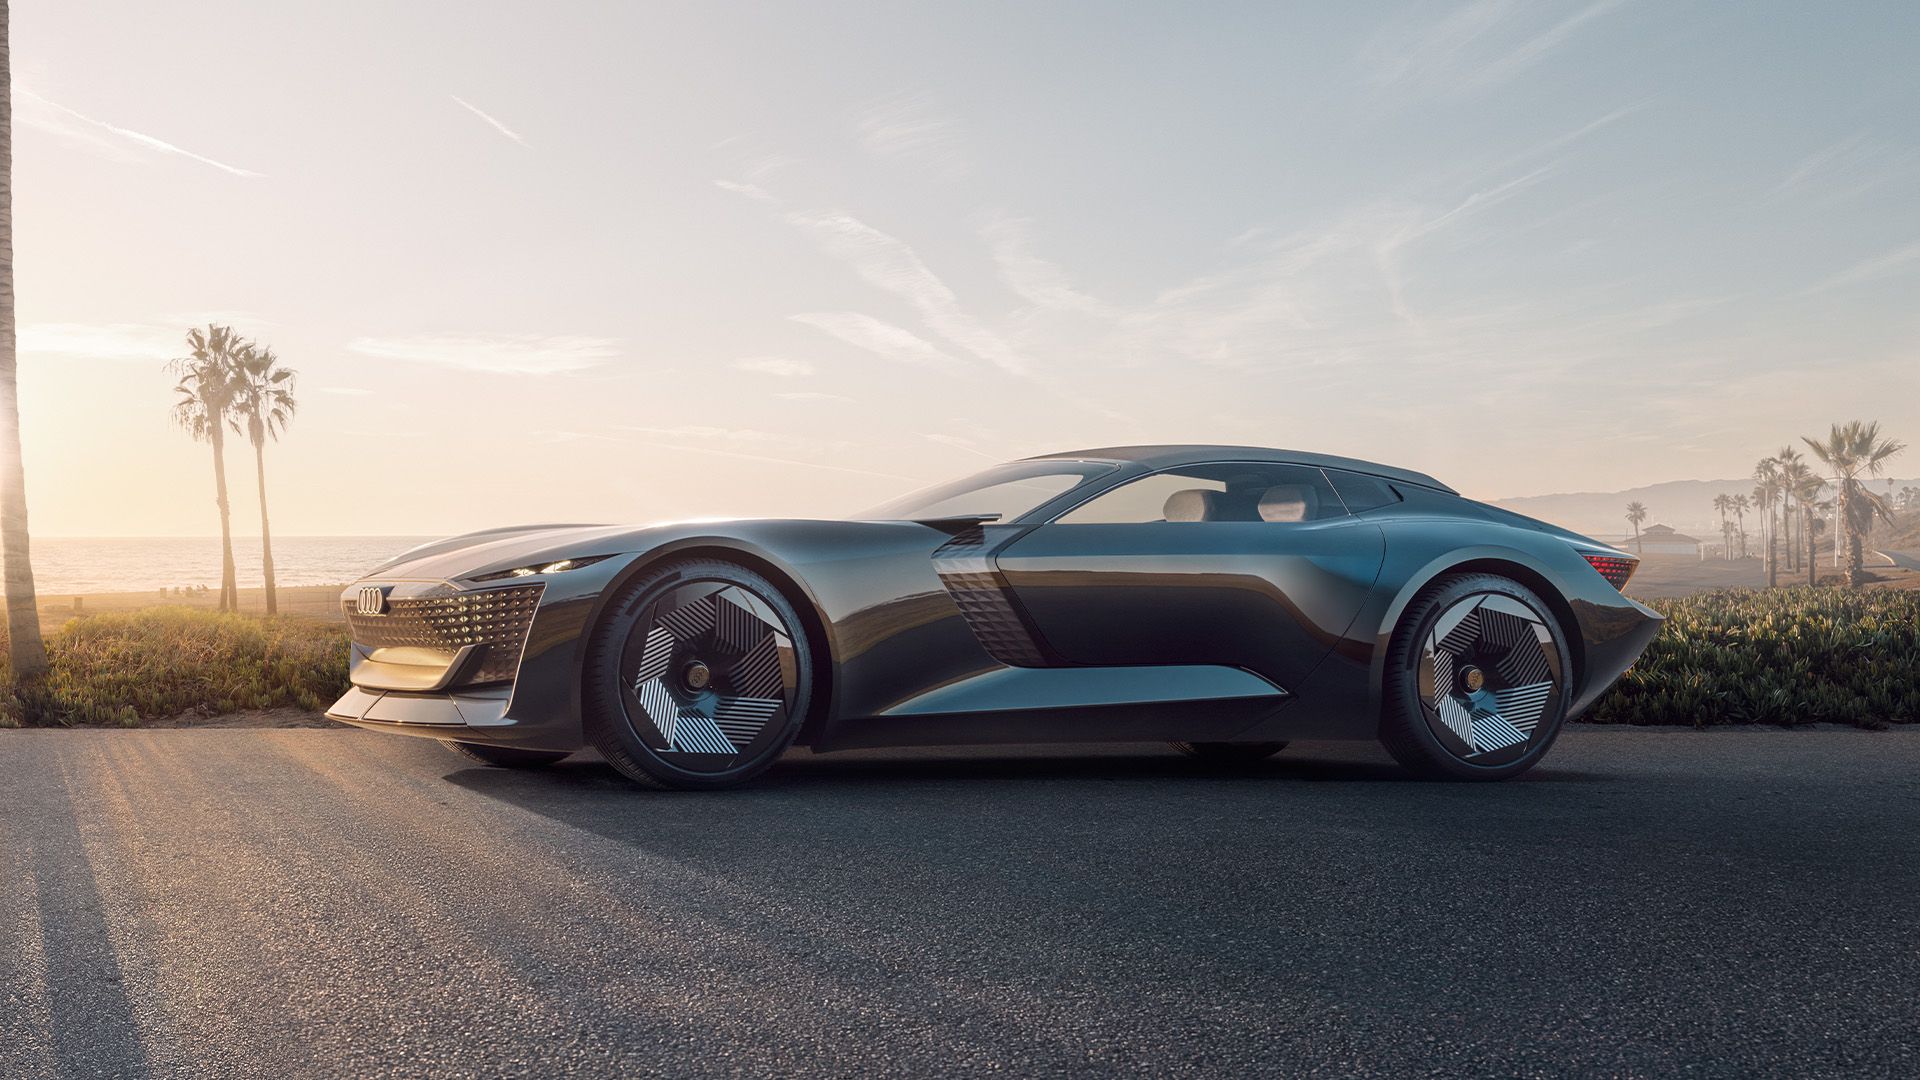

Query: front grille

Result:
[344,584,544,685]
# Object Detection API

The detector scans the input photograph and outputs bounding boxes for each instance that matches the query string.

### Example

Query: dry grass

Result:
[0,608,348,727]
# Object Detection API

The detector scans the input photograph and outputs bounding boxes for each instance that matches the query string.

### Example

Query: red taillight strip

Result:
[1580,552,1637,590]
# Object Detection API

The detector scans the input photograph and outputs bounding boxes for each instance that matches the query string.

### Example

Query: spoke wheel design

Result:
[617,579,799,774]
[1416,592,1565,767]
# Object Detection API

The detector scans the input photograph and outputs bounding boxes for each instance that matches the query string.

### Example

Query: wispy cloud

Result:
[924,433,1002,460]
[1767,133,1920,207]
[790,312,958,367]
[1805,240,1920,294]
[534,430,624,444]
[714,178,776,203]
[164,310,275,330]
[613,424,922,482]
[17,90,263,178]
[619,424,792,445]
[347,333,618,374]
[1471,0,1629,89]
[856,93,967,178]
[1363,0,1630,96]
[732,356,815,377]
[18,323,182,362]
[784,210,1033,374]
[450,95,529,147]
[621,437,929,482]
[980,215,1118,318]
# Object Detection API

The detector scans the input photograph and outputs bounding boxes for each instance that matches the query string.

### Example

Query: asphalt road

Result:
[2,728,1916,1079]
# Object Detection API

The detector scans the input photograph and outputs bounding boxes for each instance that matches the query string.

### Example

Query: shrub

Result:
[1584,587,1920,728]
[0,609,348,727]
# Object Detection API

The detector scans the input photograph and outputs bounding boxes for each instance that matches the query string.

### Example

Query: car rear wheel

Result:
[442,741,570,768]
[1379,573,1572,781]
[582,558,813,791]
[1170,741,1288,764]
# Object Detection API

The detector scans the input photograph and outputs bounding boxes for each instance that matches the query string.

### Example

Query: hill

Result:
[1489,476,1920,541]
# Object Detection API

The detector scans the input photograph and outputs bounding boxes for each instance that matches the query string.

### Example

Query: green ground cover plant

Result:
[1,590,1914,729]
[1588,588,1920,728]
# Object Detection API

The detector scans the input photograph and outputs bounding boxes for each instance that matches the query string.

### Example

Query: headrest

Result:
[1257,484,1318,523]
[1163,489,1224,522]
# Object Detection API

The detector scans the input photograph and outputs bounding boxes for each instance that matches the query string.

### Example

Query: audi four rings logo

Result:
[357,586,388,616]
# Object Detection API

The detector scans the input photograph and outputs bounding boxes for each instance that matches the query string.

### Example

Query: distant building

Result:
[1635,524,1701,557]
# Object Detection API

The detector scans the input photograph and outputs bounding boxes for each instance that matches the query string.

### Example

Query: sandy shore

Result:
[32,583,348,635]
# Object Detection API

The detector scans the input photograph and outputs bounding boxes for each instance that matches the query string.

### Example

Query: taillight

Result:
[1580,552,1637,590]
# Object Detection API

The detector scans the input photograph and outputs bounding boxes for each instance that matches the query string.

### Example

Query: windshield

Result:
[859,460,1115,522]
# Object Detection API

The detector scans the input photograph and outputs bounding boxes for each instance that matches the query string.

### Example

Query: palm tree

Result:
[1711,494,1731,559]
[170,325,246,612]
[0,2,47,677]
[229,343,296,614]
[1731,494,1750,559]
[1624,501,1647,554]
[1802,421,1908,586]
[1784,460,1821,583]
[1775,445,1805,571]
[1753,459,1780,587]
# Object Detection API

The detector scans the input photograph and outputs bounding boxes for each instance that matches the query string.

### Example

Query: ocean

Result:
[29,536,439,595]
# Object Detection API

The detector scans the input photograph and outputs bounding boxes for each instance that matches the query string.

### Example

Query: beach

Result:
[32,584,348,636]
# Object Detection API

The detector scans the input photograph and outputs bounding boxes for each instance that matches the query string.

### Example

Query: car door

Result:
[993,462,1386,692]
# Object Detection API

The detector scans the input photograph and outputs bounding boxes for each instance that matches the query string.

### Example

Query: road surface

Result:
[2,727,1916,1077]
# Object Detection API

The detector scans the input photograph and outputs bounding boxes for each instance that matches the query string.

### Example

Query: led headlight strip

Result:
[470,554,614,582]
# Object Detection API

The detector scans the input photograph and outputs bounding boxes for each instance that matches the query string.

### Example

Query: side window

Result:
[1325,469,1404,514]
[1057,463,1346,524]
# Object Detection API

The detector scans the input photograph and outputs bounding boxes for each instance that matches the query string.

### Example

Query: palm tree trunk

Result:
[209,426,237,612]
[1765,501,1777,587]
[1780,500,1789,571]
[0,3,48,678]
[1805,506,1817,587]
[1838,483,1859,586]
[253,439,276,615]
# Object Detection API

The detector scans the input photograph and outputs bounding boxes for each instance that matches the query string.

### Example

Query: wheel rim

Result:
[618,579,798,773]
[1417,593,1565,766]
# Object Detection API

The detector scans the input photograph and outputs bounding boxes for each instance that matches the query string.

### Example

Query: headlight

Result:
[470,555,614,582]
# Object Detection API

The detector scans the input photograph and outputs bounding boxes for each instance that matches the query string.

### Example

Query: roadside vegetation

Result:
[1588,588,1920,729]
[5,591,1913,730]
[0,609,346,727]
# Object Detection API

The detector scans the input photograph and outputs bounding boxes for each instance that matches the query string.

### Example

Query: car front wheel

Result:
[582,558,813,791]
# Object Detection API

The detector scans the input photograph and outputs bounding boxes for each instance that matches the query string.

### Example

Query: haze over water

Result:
[32,537,435,595]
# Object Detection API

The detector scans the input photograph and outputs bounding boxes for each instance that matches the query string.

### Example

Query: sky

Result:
[11,0,1920,537]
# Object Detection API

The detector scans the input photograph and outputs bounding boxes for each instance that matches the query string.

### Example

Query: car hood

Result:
[364,523,645,581]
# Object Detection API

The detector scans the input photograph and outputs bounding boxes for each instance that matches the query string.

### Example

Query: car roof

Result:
[1024,444,1457,494]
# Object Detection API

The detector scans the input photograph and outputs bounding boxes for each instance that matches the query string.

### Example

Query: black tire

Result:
[442,741,570,768]
[582,558,814,791]
[1379,573,1573,781]
[1170,741,1288,764]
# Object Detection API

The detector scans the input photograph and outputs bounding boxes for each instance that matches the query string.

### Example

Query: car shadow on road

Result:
[441,744,1611,878]
[445,742,1611,801]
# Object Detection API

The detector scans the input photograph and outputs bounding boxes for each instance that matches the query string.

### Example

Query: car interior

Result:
[1161,481,1322,523]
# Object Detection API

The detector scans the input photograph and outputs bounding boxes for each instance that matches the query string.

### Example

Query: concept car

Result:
[328,445,1662,788]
